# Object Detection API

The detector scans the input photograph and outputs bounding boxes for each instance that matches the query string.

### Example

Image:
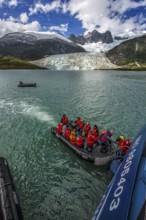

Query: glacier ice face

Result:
[31,52,117,70]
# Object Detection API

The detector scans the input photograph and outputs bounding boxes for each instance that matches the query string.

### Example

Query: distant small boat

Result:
[17,83,37,87]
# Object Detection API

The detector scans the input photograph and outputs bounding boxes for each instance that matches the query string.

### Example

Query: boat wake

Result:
[20,102,55,124]
[0,99,56,125]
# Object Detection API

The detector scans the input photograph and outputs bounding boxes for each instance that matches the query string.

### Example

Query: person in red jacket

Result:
[116,136,132,155]
[65,127,71,140]
[61,114,68,125]
[78,119,85,131]
[86,131,95,151]
[83,122,91,135]
[92,133,100,144]
[75,117,81,126]
[92,124,99,135]
[57,123,63,134]
[76,135,84,148]
[99,130,114,153]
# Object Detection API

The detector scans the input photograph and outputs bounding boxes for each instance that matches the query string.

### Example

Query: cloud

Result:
[5,14,28,24]
[0,19,40,37]
[64,0,111,32]
[20,12,29,23]
[0,0,18,8]
[29,0,61,15]
[0,0,4,7]
[8,0,18,7]
[8,16,18,22]
[63,0,146,36]
[0,0,146,38]
[110,0,146,14]
[48,23,68,34]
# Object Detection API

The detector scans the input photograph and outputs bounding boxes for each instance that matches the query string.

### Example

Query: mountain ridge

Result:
[106,34,146,69]
[0,32,85,61]
[69,30,114,45]
[1,30,146,70]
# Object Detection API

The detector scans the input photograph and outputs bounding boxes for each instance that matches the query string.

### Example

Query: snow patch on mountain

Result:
[81,31,146,53]
[25,30,146,53]
[31,52,118,70]
[117,30,146,39]
[24,31,71,43]
[82,41,122,52]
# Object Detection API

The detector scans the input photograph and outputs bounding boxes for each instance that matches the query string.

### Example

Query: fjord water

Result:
[0,70,146,220]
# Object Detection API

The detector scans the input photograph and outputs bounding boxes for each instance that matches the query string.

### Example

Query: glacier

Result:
[28,30,146,70]
[31,52,117,70]
[28,31,120,70]
[28,31,122,70]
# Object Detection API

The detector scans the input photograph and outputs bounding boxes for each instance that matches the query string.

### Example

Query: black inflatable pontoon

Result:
[51,127,117,165]
[0,157,23,220]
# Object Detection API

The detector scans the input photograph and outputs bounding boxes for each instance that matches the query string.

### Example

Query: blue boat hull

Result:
[92,124,146,220]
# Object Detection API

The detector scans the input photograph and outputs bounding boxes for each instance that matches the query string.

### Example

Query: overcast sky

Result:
[0,0,146,38]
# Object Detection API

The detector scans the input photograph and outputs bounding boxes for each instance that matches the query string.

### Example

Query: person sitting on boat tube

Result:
[86,131,95,151]
[78,119,85,131]
[81,129,86,138]
[65,126,71,140]
[19,81,23,85]
[92,132,100,144]
[75,117,82,131]
[92,124,99,136]
[83,122,91,135]
[76,134,84,148]
[61,114,68,125]
[70,129,77,145]
[57,123,63,134]
[75,117,81,126]
[62,124,67,137]
[116,136,132,155]
[99,130,114,153]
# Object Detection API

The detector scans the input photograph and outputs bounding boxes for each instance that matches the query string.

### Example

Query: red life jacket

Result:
[57,123,62,134]
[75,119,81,126]
[79,120,85,129]
[76,136,84,147]
[92,126,99,135]
[65,128,71,140]
[84,124,91,133]
[61,116,68,125]
[100,130,109,142]
[117,140,132,154]
[93,134,100,142]
[87,133,94,147]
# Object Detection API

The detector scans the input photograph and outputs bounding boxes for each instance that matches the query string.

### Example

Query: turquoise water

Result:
[0,70,146,220]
